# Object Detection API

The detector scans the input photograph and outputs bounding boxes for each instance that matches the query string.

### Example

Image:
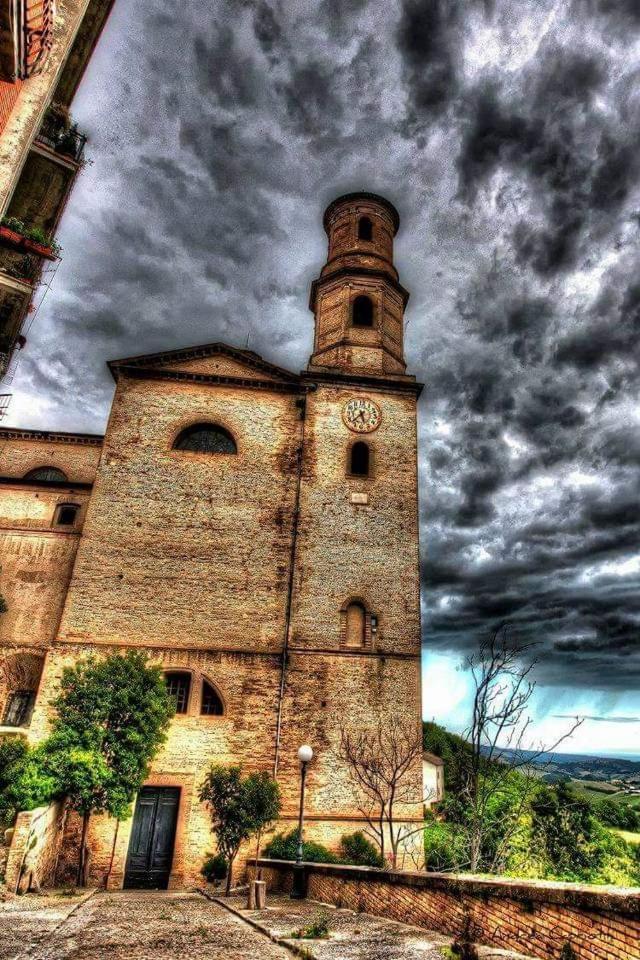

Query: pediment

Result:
[108,343,298,385]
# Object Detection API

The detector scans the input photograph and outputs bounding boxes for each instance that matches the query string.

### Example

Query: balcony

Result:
[0,217,60,261]
[34,104,87,165]
[0,0,55,82]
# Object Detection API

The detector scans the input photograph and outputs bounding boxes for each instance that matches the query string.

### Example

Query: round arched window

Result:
[24,466,68,483]
[173,423,237,454]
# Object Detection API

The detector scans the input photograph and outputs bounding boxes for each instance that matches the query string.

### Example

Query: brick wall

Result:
[251,860,640,960]
[4,800,66,892]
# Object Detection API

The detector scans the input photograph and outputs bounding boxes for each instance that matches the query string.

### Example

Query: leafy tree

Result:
[423,722,475,796]
[596,798,640,832]
[243,770,281,868]
[199,765,281,895]
[530,783,601,879]
[43,651,173,885]
[0,737,33,827]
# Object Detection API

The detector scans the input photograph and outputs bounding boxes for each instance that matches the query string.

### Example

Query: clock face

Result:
[342,397,382,433]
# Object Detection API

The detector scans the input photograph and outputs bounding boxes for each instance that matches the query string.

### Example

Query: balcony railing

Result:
[0,246,40,285]
[20,0,56,79]
[0,0,55,82]
[36,107,87,164]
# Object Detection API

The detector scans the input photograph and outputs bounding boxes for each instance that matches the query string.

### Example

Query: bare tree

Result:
[460,625,582,873]
[339,719,432,869]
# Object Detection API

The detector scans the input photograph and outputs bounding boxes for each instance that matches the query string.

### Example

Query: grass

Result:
[612,829,640,845]
[572,781,640,807]
[571,779,619,795]
[291,913,331,940]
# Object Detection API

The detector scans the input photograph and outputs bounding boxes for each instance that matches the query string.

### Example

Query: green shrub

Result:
[424,816,468,872]
[201,852,228,883]
[596,798,640,832]
[264,828,339,863]
[291,912,331,939]
[340,831,383,867]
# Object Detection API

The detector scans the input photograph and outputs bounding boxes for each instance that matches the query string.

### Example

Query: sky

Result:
[7,0,640,756]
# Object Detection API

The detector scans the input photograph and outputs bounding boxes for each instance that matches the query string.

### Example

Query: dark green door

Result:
[124,787,179,889]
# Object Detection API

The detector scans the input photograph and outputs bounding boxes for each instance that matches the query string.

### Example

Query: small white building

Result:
[423,752,445,806]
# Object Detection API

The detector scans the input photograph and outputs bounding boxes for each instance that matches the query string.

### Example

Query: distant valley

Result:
[492,747,640,805]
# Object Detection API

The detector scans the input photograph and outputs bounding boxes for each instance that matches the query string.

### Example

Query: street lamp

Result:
[291,744,313,899]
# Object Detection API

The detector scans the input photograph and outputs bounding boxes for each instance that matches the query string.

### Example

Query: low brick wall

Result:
[250,859,640,960]
[5,801,67,893]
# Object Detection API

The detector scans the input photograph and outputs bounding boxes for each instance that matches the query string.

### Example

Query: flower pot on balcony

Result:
[0,225,57,261]
[23,236,56,259]
[0,226,23,247]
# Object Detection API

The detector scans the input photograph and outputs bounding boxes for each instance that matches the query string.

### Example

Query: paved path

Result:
[0,888,536,960]
[0,890,292,960]
[224,892,535,960]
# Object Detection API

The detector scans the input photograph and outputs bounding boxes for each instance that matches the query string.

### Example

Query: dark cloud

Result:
[396,0,463,121]
[6,0,640,704]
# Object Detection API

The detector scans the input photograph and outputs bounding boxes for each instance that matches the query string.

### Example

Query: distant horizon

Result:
[423,717,640,764]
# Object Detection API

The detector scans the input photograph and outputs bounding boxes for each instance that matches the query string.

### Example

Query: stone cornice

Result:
[108,341,300,384]
[0,428,103,445]
[323,192,400,233]
[302,369,423,397]
[0,477,93,491]
[113,365,303,394]
[309,267,410,311]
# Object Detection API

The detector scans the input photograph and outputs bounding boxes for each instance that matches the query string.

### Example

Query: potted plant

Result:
[0,218,60,260]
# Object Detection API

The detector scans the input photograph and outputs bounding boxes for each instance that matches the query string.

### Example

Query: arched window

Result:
[24,466,68,483]
[1,652,44,728]
[358,216,373,241]
[345,601,366,648]
[350,441,370,477]
[54,503,79,526]
[3,690,35,727]
[165,672,191,714]
[201,679,224,716]
[173,423,237,455]
[352,295,374,328]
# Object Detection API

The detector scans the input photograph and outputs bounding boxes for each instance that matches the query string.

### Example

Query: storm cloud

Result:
[8,0,640,698]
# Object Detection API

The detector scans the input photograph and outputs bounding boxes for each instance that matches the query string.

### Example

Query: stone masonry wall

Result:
[0,433,98,684]
[279,378,424,825]
[0,432,102,482]
[55,376,301,652]
[252,861,640,960]
[4,800,66,892]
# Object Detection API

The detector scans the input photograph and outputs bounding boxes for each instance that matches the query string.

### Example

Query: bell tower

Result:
[308,192,410,376]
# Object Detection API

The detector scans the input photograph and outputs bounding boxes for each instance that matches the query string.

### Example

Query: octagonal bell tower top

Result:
[309,192,409,377]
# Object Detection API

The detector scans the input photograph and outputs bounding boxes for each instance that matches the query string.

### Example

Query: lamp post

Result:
[291,744,313,899]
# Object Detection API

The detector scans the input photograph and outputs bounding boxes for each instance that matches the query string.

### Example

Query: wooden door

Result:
[123,787,179,889]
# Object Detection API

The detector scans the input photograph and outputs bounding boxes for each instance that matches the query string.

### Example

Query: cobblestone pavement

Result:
[224,892,535,960]
[0,890,292,960]
[0,891,93,960]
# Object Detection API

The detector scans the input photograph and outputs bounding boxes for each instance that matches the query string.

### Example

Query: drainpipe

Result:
[273,385,314,778]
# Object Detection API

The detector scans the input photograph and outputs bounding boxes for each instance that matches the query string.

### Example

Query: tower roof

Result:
[322,192,400,234]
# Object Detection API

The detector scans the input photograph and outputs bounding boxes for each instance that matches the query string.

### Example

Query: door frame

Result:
[123,786,180,890]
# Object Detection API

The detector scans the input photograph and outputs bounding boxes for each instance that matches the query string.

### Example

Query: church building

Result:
[0,193,425,888]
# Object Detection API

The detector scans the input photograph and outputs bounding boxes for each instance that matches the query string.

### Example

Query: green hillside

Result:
[422,721,474,794]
